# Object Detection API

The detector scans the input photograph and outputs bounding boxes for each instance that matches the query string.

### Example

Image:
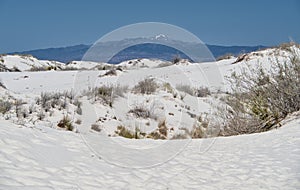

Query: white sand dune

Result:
[0,46,300,189]
[0,116,299,189]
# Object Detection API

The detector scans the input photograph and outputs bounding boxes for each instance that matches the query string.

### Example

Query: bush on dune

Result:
[217,49,300,136]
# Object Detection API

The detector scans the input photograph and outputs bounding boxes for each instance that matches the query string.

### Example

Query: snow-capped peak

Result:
[154,34,168,40]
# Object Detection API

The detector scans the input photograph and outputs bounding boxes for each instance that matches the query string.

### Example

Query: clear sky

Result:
[0,0,299,53]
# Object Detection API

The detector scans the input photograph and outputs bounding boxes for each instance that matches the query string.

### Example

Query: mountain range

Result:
[10,42,266,64]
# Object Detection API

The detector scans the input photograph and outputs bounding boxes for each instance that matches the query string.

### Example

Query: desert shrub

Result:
[73,99,82,115]
[101,69,117,76]
[133,78,158,95]
[172,55,181,64]
[16,106,28,119]
[61,66,79,71]
[128,103,157,120]
[128,105,150,119]
[195,86,211,97]
[115,126,139,139]
[37,111,45,120]
[158,119,168,137]
[277,42,299,52]
[57,115,73,131]
[36,91,76,111]
[163,83,173,93]
[91,124,101,132]
[191,114,210,138]
[171,132,189,140]
[147,131,166,140]
[217,50,300,135]
[85,85,127,106]
[95,85,113,106]
[29,66,47,72]
[176,85,211,97]
[14,99,26,118]
[63,90,75,101]
[75,119,82,125]
[216,53,233,61]
[146,119,168,139]
[0,99,12,114]
[176,84,194,96]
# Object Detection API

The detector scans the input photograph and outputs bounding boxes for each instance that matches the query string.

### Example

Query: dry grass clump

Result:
[176,85,211,97]
[133,78,158,95]
[217,50,300,136]
[91,124,101,132]
[115,126,142,139]
[0,99,12,114]
[147,120,168,140]
[86,85,128,107]
[57,115,73,131]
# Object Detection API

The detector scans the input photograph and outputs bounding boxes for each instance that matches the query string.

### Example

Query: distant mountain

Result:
[11,42,266,64]
[12,44,90,63]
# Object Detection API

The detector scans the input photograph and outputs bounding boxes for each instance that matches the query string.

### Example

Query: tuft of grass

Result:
[57,115,73,131]
[115,126,139,139]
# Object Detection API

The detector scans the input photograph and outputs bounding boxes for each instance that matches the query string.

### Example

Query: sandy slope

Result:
[0,116,299,189]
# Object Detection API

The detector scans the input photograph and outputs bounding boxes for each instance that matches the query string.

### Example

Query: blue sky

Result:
[0,0,299,53]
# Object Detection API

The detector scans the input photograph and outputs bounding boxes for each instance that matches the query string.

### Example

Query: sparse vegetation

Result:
[85,85,128,106]
[176,85,211,97]
[95,85,114,106]
[91,124,101,132]
[147,119,168,140]
[195,86,211,97]
[115,126,140,139]
[158,119,168,137]
[176,84,194,96]
[216,53,234,61]
[217,50,300,136]
[36,91,77,112]
[128,103,157,120]
[0,99,12,114]
[172,55,181,64]
[128,105,151,119]
[100,69,117,77]
[191,114,210,138]
[277,42,300,52]
[133,78,158,95]
[57,115,73,131]
[75,119,82,125]
[37,110,45,120]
